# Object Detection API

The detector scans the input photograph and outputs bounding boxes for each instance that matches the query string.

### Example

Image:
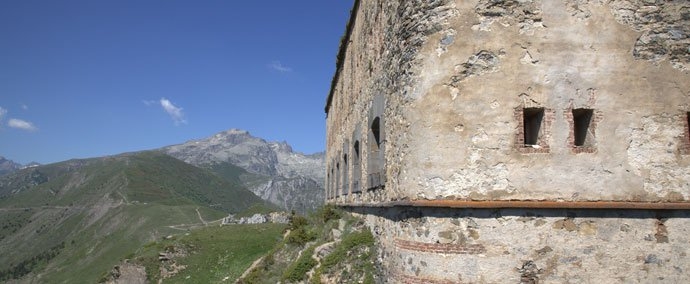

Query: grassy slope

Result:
[240,206,377,284]
[126,223,286,283]
[0,151,267,283]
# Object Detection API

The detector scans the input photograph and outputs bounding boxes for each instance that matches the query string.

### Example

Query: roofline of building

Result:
[325,0,361,115]
[337,199,690,210]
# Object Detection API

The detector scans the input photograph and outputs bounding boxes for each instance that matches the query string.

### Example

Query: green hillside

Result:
[0,151,268,283]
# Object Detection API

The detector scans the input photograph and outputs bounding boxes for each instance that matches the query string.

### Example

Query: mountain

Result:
[0,157,23,177]
[0,151,268,283]
[163,129,325,213]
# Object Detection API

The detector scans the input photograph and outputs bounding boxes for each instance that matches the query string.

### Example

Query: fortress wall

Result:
[327,0,690,204]
[327,1,690,281]
[399,0,690,202]
[353,207,690,283]
[326,0,460,203]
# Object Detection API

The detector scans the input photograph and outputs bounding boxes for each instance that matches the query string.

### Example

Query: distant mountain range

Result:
[162,129,325,213]
[0,129,325,282]
[1,129,326,213]
[0,151,269,282]
[0,157,39,177]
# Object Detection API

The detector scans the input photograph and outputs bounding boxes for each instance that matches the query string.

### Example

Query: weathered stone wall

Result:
[353,207,690,283]
[401,0,690,202]
[326,0,690,282]
[326,0,459,203]
[327,0,690,204]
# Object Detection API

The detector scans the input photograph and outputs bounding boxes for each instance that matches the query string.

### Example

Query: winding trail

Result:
[0,206,78,211]
[195,207,208,226]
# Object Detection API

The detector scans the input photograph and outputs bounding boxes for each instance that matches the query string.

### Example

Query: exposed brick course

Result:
[394,238,485,254]
[395,273,461,284]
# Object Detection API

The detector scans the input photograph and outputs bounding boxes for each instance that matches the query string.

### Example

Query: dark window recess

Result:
[371,117,381,148]
[573,108,594,147]
[331,167,335,198]
[687,112,690,144]
[352,140,361,193]
[368,116,384,190]
[354,141,360,158]
[342,154,349,196]
[523,108,544,145]
[335,162,340,197]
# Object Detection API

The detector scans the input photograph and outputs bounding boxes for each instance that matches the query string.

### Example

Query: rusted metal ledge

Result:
[336,200,690,210]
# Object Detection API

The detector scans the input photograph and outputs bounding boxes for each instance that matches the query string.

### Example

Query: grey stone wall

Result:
[326,0,690,204]
[325,0,690,282]
[353,207,690,283]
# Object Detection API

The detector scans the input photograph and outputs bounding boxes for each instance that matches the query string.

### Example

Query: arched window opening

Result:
[335,162,340,197]
[352,139,362,193]
[342,153,349,196]
[330,167,335,199]
[367,96,385,191]
[354,141,360,159]
[371,117,381,148]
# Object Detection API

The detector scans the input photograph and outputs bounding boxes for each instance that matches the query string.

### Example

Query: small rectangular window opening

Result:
[573,108,594,147]
[523,108,544,145]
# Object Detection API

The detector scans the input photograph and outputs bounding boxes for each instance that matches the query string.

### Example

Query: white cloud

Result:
[8,118,38,131]
[159,98,187,125]
[269,61,293,73]
[142,100,156,106]
[0,107,6,122]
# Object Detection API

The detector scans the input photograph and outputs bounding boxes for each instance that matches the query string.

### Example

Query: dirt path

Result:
[195,208,208,226]
[0,206,77,212]
[235,256,264,283]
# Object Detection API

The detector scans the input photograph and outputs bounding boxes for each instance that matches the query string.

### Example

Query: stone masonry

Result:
[325,0,690,282]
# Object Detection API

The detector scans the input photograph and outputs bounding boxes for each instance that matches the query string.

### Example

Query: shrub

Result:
[321,230,374,269]
[286,228,316,246]
[282,246,317,282]
[318,205,341,224]
[288,215,309,230]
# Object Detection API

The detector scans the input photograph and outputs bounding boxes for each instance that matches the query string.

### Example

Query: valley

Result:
[0,129,327,283]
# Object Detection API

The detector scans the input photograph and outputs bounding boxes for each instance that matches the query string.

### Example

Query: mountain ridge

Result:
[0,157,23,177]
[0,151,269,283]
[162,128,326,213]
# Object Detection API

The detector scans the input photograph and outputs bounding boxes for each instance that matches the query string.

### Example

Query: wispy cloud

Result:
[8,118,38,131]
[0,107,6,122]
[269,61,293,73]
[159,98,187,125]
[142,100,156,106]
[21,104,28,110]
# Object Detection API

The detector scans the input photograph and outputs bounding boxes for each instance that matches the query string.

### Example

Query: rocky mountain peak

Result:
[162,129,325,212]
[0,156,23,176]
[270,141,293,153]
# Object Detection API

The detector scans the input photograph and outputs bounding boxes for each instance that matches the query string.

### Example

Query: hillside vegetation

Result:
[0,151,270,283]
[103,223,286,283]
[239,206,378,284]
[105,206,379,284]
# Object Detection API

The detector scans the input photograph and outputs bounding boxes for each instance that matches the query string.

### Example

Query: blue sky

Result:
[0,1,353,164]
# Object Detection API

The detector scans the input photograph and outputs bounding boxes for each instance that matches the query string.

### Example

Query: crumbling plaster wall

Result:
[327,1,690,282]
[326,0,459,203]
[355,207,690,283]
[397,0,690,202]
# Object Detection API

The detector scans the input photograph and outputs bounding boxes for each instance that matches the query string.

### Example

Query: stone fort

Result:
[325,0,690,283]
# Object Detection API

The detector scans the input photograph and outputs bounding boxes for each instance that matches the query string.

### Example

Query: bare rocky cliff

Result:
[162,129,325,213]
